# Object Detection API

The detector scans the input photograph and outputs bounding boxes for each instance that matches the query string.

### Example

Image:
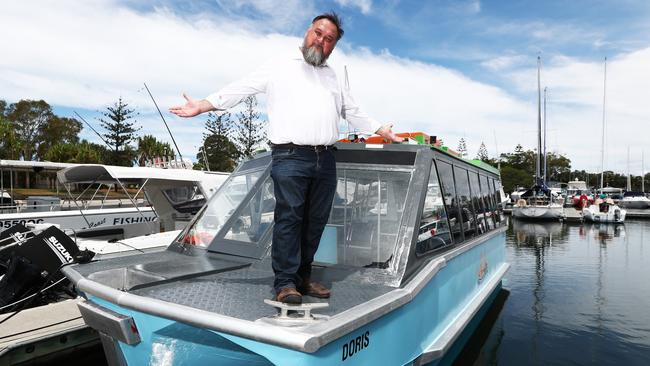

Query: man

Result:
[170,13,402,304]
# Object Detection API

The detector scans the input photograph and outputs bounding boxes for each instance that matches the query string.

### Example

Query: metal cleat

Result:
[263,299,329,321]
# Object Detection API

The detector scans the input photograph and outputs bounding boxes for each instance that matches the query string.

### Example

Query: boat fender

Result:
[342,330,370,361]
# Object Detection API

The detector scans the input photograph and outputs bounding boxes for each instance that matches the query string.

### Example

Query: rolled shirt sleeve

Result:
[205,61,272,110]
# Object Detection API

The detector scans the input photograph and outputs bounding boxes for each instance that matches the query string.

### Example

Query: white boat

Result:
[1,163,228,242]
[512,198,564,220]
[583,202,626,223]
[509,187,527,203]
[0,164,229,362]
[618,191,650,209]
[589,58,625,224]
[512,60,563,221]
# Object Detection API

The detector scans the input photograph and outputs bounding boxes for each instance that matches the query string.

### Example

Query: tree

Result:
[194,134,239,172]
[500,166,533,193]
[6,100,53,161]
[98,97,140,166]
[45,141,105,164]
[195,111,240,172]
[476,141,489,162]
[36,116,83,160]
[205,111,234,138]
[6,100,56,187]
[234,96,267,159]
[545,152,571,183]
[457,138,467,158]
[0,117,19,160]
[137,135,174,166]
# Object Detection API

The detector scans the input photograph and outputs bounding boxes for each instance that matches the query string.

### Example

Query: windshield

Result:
[178,168,265,247]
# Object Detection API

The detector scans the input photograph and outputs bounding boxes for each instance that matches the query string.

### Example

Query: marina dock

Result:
[563,207,583,222]
[0,299,98,365]
[506,206,650,221]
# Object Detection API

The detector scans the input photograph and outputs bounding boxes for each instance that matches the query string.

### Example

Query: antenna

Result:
[493,130,500,171]
[143,82,184,163]
[600,57,607,190]
[536,56,542,185]
[73,111,111,148]
[543,87,548,184]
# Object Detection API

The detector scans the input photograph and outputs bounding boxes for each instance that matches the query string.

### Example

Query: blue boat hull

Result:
[86,232,507,366]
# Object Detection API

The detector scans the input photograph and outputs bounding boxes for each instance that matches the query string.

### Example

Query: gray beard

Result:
[301,44,328,66]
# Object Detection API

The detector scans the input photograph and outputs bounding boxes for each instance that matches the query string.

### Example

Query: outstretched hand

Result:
[376,123,404,143]
[169,93,202,118]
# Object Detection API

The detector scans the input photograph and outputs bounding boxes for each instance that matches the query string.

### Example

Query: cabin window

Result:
[493,178,505,222]
[180,169,265,247]
[436,160,463,242]
[453,166,478,239]
[416,162,453,256]
[468,171,487,234]
[327,168,411,268]
[222,176,275,243]
[480,174,496,229]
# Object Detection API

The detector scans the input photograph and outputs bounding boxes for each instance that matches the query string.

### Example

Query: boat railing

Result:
[0,198,149,214]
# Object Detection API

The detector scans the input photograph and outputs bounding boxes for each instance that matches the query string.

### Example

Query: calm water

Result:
[461,218,650,366]
[46,218,650,365]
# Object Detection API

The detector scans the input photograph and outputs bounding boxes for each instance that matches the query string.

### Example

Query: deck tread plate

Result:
[131,265,394,321]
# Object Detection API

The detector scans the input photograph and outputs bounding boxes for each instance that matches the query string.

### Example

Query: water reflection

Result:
[580,222,626,245]
[460,218,650,366]
[511,219,567,247]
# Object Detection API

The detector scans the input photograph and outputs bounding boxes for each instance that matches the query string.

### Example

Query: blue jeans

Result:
[270,147,337,292]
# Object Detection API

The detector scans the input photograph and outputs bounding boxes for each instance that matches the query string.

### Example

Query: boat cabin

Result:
[64,141,508,364]
[67,143,505,288]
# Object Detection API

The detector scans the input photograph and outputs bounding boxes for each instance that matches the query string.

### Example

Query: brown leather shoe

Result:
[298,281,330,298]
[275,287,302,304]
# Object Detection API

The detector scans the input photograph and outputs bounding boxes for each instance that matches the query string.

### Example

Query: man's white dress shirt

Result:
[205,50,381,146]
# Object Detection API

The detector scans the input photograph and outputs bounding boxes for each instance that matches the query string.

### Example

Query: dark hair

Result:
[312,12,344,40]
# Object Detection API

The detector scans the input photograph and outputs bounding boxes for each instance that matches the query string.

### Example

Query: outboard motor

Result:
[0,224,35,276]
[0,226,88,313]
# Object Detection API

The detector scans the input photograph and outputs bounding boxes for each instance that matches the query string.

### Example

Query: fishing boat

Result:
[1,162,228,243]
[0,164,228,363]
[0,159,152,236]
[63,138,509,366]
[512,60,563,221]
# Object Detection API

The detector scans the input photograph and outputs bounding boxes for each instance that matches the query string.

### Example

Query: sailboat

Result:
[583,57,626,223]
[512,57,564,221]
[616,148,650,209]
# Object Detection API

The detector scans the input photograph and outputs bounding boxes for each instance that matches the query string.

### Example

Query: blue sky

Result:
[2,0,650,174]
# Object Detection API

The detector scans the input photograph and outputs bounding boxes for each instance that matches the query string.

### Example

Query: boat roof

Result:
[57,164,228,184]
[623,191,646,197]
[0,159,76,171]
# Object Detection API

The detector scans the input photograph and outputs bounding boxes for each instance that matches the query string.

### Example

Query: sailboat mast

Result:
[543,87,548,184]
[643,151,645,193]
[627,146,631,191]
[600,57,607,190]
[536,56,542,185]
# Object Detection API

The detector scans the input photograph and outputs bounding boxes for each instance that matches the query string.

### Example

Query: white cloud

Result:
[2,0,649,174]
[481,54,528,71]
[334,0,372,15]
